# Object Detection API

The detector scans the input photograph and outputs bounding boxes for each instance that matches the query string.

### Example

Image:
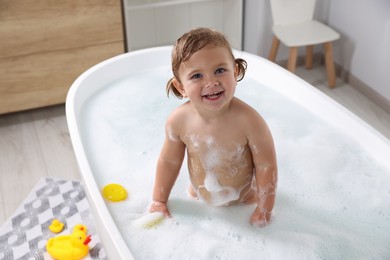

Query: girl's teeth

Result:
[206,91,221,97]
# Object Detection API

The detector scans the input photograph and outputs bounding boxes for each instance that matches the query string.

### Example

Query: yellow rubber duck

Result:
[49,219,64,233]
[46,224,92,260]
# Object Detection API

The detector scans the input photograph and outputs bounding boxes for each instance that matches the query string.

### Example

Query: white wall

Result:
[243,0,390,103]
[329,0,390,102]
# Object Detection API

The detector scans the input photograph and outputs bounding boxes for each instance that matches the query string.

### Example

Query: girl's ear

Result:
[172,78,188,98]
[234,63,239,81]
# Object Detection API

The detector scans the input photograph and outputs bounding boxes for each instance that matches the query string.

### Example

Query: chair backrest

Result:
[270,0,316,25]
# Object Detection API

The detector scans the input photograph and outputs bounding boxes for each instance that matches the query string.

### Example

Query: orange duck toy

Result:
[46,224,92,260]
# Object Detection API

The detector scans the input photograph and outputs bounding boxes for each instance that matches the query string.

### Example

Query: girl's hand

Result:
[250,207,272,227]
[149,201,171,217]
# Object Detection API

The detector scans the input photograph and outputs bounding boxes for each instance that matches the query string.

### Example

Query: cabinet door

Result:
[0,0,124,114]
[123,0,242,51]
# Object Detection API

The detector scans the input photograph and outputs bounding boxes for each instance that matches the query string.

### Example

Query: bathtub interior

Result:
[66,47,390,260]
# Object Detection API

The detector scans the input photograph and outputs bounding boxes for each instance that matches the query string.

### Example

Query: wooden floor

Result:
[1,65,390,226]
[0,106,81,226]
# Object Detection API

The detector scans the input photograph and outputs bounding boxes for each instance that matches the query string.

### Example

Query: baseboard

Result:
[274,52,324,72]
[344,70,390,114]
[275,54,390,115]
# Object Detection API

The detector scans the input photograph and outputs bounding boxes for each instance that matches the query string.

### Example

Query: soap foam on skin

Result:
[166,126,179,142]
[187,135,250,206]
[203,185,247,206]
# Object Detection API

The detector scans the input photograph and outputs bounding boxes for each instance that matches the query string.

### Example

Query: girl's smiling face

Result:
[173,46,238,115]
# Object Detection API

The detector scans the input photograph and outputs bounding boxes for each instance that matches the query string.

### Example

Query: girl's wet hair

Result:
[166,27,247,99]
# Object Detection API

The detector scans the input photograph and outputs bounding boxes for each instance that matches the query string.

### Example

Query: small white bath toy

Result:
[132,212,165,229]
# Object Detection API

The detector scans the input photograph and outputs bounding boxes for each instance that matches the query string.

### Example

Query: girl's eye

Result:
[191,73,202,79]
[216,68,226,74]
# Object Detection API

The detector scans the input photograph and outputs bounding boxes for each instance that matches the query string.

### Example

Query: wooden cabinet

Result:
[0,0,124,114]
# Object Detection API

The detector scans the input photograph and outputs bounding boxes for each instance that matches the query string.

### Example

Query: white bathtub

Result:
[66,46,390,259]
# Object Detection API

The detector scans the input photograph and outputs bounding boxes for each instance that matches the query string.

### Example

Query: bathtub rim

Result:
[65,48,166,260]
[66,46,390,260]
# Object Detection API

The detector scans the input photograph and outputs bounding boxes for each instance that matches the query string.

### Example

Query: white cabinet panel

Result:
[124,0,243,51]
[222,0,243,49]
[190,1,224,30]
[154,4,190,46]
[126,8,155,49]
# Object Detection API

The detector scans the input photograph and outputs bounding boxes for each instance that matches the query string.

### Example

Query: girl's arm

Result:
[149,116,186,217]
[247,110,278,226]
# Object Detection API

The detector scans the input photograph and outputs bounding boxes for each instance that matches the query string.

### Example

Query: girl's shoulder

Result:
[166,101,192,126]
[230,97,269,131]
[231,97,262,118]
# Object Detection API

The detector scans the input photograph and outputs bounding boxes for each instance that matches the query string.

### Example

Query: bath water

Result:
[81,67,390,259]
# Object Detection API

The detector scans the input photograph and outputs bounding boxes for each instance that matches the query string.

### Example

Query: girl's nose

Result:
[205,76,219,88]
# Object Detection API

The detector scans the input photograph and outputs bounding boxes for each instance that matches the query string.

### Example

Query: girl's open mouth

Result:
[203,91,223,100]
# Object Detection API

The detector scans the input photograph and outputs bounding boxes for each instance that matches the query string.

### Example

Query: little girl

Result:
[149,28,278,226]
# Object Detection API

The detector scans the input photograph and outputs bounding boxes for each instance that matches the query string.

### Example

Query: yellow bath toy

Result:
[46,224,92,260]
[102,183,127,202]
[49,219,64,233]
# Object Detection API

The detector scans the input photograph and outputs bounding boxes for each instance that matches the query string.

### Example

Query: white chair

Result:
[268,0,340,88]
